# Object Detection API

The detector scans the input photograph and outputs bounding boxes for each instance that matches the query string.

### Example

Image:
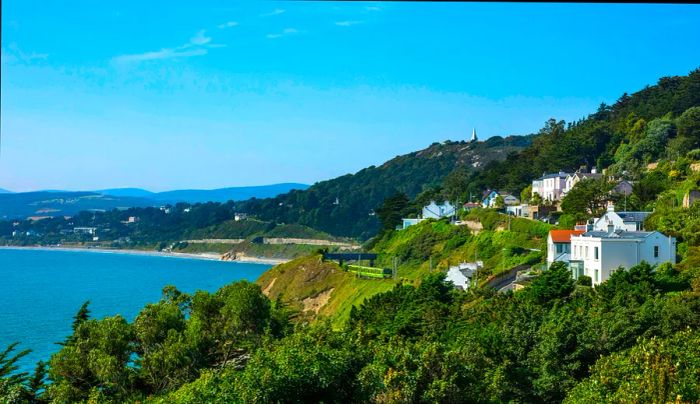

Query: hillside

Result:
[240,135,532,239]
[234,69,700,242]
[258,209,552,326]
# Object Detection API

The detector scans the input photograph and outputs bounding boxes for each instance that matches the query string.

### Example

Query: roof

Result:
[549,230,585,243]
[579,229,656,239]
[617,211,651,222]
[575,172,603,180]
[536,172,570,180]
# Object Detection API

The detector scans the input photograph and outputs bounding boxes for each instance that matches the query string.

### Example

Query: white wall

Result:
[571,232,676,286]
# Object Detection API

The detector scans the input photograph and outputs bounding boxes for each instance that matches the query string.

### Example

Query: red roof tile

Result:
[549,229,584,243]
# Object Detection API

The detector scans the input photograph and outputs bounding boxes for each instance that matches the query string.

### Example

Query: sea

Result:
[0,248,271,374]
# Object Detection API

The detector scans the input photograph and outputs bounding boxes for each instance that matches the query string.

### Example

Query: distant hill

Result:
[0,191,155,219]
[240,136,533,239]
[0,189,11,194]
[96,188,155,198]
[0,183,309,219]
[149,183,310,204]
[95,184,309,203]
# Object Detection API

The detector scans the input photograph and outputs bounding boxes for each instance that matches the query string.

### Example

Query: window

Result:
[585,246,589,258]
[594,247,599,260]
[654,245,659,258]
[556,244,563,253]
[595,269,599,283]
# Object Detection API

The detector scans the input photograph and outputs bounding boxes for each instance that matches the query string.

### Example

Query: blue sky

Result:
[2,2,699,192]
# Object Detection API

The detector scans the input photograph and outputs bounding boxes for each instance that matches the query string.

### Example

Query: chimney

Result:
[607,202,615,212]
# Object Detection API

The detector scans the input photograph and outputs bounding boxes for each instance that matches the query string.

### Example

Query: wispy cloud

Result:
[217,21,239,29]
[335,20,363,27]
[365,5,381,11]
[190,30,212,45]
[266,28,298,39]
[3,43,49,65]
[112,29,219,65]
[113,48,208,64]
[261,8,285,17]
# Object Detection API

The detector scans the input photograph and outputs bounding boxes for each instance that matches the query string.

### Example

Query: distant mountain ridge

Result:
[0,183,309,219]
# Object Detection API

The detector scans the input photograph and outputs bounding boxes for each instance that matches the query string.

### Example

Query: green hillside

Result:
[239,135,532,239]
[257,209,552,327]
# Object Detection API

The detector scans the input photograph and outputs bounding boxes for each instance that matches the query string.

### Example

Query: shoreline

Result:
[0,245,289,266]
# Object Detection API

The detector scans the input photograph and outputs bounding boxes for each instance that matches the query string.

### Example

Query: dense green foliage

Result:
[5,261,699,403]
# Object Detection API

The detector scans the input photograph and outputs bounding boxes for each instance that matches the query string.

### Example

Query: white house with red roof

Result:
[547,229,585,266]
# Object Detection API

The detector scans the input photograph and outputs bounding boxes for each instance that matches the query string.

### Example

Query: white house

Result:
[502,194,520,206]
[590,204,651,232]
[401,218,425,229]
[422,201,456,220]
[547,229,585,266]
[401,201,455,229]
[445,261,483,290]
[506,204,530,217]
[532,172,571,201]
[569,230,676,286]
[563,168,602,195]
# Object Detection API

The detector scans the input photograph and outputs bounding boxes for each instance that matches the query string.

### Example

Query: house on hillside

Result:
[401,218,424,229]
[401,200,455,229]
[463,202,481,211]
[482,190,500,208]
[547,229,585,266]
[589,203,651,232]
[532,171,571,201]
[502,193,520,206]
[612,180,634,196]
[422,201,456,220]
[569,230,676,286]
[446,261,483,290]
[564,167,602,195]
[506,204,530,217]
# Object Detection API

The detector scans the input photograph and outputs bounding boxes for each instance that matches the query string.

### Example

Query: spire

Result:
[470,128,477,142]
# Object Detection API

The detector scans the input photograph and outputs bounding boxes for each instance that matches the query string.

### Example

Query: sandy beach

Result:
[0,245,289,266]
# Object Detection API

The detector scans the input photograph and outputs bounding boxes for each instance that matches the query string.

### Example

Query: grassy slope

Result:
[256,255,398,327]
[257,209,553,326]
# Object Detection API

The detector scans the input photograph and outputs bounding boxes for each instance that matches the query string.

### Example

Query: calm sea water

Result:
[0,248,270,373]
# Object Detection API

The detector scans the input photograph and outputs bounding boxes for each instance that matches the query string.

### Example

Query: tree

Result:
[520,185,532,203]
[376,193,410,232]
[560,178,613,219]
[494,195,505,209]
[0,343,30,401]
[531,192,543,207]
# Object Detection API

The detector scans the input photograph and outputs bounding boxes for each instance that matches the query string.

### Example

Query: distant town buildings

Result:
[73,227,97,235]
